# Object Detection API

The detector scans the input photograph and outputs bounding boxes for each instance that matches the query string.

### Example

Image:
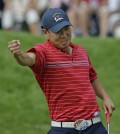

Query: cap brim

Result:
[49,21,72,33]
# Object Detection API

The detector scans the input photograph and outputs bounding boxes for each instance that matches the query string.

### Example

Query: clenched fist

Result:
[8,40,21,56]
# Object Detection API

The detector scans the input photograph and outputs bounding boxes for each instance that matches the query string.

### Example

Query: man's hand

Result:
[103,96,115,116]
[8,40,21,56]
[91,78,115,116]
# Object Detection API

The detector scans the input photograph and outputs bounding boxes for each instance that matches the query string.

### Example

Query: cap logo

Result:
[53,13,64,22]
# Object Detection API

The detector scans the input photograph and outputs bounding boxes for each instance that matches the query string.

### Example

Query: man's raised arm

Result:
[8,40,36,66]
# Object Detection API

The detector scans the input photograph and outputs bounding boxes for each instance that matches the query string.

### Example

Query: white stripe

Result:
[43,76,89,80]
[51,104,98,108]
[45,88,93,91]
[43,77,90,85]
[50,107,98,111]
[46,63,89,67]
[44,72,88,76]
[45,84,92,89]
[48,98,96,102]
[46,68,89,73]
[45,90,94,95]
[46,60,88,64]
[48,98,96,103]
[48,100,97,104]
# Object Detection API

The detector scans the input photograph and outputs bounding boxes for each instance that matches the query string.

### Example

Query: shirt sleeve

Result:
[27,44,46,75]
[88,57,97,81]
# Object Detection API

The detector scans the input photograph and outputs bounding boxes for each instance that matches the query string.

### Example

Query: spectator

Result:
[26,0,40,34]
[49,0,62,8]
[37,0,48,19]
[31,0,48,34]
[107,0,120,38]
[67,0,89,37]
[67,0,109,37]
[88,0,109,37]
[48,0,72,12]
[98,0,109,37]
[1,0,40,34]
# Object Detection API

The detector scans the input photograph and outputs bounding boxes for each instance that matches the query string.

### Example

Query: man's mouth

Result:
[61,40,67,44]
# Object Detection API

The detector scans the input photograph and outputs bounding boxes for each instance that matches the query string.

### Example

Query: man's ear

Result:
[42,29,49,38]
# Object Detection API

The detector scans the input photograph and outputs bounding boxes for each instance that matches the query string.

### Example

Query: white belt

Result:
[51,116,101,130]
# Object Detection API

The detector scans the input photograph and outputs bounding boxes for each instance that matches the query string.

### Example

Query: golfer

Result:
[8,8,115,134]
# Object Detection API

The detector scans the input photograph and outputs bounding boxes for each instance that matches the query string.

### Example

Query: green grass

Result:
[0,30,120,134]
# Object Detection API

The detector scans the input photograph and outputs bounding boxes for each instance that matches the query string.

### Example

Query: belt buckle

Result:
[74,119,89,130]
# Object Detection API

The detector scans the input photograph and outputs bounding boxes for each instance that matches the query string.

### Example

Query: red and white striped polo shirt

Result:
[28,40,100,121]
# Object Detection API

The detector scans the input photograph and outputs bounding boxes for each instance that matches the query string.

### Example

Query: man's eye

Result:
[56,31,61,34]
[65,26,69,30]
[65,26,69,29]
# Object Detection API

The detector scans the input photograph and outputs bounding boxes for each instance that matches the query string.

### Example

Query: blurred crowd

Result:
[0,0,120,38]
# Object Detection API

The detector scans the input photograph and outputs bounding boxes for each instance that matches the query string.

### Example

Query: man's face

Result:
[43,26,71,51]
